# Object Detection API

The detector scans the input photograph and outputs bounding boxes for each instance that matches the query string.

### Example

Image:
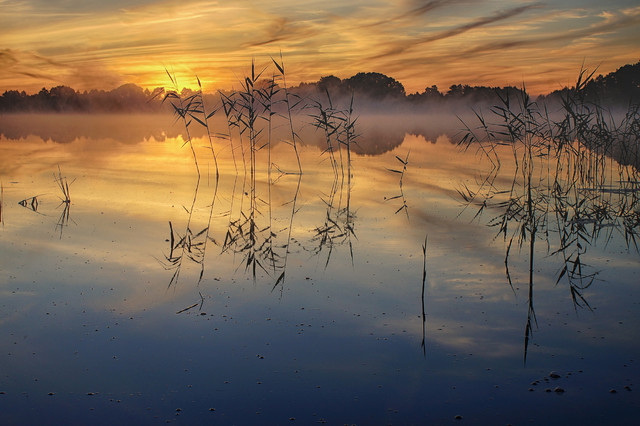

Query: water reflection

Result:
[385,151,411,218]
[0,182,3,226]
[0,110,464,156]
[53,167,74,238]
[309,169,356,268]
[0,111,638,424]
[160,175,219,288]
[458,87,640,362]
[307,94,359,268]
[13,167,75,238]
[18,195,40,211]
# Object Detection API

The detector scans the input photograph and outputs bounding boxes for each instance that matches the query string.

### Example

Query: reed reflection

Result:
[14,166,75,237]
[385,151,410,218]
[0,182,4,226]
[161,175,219,288]
[159,59,310,294]
[308,90,359,268]
[458,71,640,362]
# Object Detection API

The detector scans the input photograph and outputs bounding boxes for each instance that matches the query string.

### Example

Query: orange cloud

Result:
[0,1,638,95]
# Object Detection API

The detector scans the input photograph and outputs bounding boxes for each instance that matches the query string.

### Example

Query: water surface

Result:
[0,113,638,424]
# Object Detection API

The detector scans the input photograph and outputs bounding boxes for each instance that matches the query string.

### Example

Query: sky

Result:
[1,0,639,95]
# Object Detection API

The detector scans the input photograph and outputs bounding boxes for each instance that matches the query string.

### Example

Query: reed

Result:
[272,53,302,174]
[386,151,410,217]
[158,57,362,290]
[309,89,359,265]
[272,175,301,293]
[195,75,220,179]
[54,165,72,205]
[163,70,201,177]
[310,90,342,177]
[457,67,639,361]
[160,178,201,288]
[421,234,428,357]
[219,91,244,173]
[0,182,3,226]
[53,166,74,237]
[310,163,357,268]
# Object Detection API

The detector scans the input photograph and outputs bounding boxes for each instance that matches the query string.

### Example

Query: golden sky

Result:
[1,0,639,95]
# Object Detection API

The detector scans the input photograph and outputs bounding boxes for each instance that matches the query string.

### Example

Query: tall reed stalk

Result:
[457,67,639,361]
[0,181,4,226]
[272,53,302,174]
[158,57,362,292]
[421,235,428,357]
[163,70,201,178]
[195,76,220,179]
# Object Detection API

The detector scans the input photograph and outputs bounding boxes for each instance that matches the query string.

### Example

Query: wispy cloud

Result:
[368,3,544,60]
[360,0,466,28]
[0,0,638,95]
[367,5,640,94]
[0,48,68,84]
[453,6,640,59]
[242,16,321,48]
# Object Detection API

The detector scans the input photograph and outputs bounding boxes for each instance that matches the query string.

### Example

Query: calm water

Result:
[0,114,638,424]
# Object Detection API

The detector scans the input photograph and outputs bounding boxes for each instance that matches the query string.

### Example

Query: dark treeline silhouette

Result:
[0,83,168,113]
[1,61,638,113]
[538,61,640,107]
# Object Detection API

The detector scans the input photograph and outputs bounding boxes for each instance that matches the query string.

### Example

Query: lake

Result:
[0,111,638,425]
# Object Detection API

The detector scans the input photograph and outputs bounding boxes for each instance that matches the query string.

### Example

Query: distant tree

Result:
[317,75,343,94]
[344,72,405,99]
[407,84,443,103]
[445,84,469,98]
[423,85,443,99]
[0,90,27,111]
[539,61,640,106]
[584,61,640,104]
[49,86,82,111]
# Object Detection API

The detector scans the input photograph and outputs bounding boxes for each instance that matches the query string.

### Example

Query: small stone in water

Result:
[549,372,561,379]
[610,389,617,394]
[554,387,565,393]
[454,415,463,420]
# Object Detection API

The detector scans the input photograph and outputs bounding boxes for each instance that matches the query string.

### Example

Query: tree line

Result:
[1,61,637,113]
